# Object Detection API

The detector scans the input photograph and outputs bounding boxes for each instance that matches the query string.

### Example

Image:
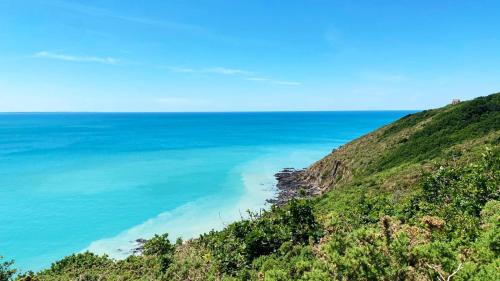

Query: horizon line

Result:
[0,109,420,114]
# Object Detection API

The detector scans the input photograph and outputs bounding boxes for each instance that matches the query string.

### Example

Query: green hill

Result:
[2,93,499,281]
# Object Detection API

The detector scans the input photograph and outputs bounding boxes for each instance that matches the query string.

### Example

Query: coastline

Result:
[130,168,317,255]
[1,111,410,271]
[267,168,317,206]
[89,145,333,258]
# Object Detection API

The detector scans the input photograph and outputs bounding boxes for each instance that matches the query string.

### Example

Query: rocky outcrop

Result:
[267,168,321,206]
[130,238,147,255]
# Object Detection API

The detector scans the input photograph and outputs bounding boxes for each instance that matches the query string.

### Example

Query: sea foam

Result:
[84,146,329,258]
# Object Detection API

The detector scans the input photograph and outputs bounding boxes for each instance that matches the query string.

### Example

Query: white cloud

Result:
[244,77,270,82]
[204,67,253,76]
[154,97,208,107]
[169,66,301,86]
[46,0,204,34]
[34,51,119,65]
[271,80,302,86]
[168,66,196,73]
[155,97,193,104]
[169,66,253,76]
[245,77,301,86]
[363,72,406,82]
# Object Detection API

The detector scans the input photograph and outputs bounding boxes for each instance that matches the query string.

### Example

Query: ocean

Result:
[0,111,413,271]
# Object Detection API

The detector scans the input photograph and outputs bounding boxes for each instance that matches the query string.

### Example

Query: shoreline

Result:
[42,146,333,268]
[0,112,411,272]
[267,167,320,206]
[88,146,333,260]
[131,167,313,254]
[127,163,326,256]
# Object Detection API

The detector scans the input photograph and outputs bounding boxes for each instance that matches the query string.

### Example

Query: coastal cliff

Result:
[275,93,499,204]
[4,93,499,281]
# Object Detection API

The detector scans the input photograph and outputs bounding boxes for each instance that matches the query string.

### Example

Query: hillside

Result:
[2,93,499,281]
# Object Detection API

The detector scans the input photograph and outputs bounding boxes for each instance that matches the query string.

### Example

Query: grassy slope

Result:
[4,93,500,281]
[304,93,500,193]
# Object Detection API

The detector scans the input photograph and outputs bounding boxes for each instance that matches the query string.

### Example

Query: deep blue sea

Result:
[0,111,413,271]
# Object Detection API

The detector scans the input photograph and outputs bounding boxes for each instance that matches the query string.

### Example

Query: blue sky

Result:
[0,0,499,111]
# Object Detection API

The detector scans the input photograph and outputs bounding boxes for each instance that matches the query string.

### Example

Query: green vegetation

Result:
[0,257,15,281]
[377,94,500,170]
[3,93,499,280]
[199,199,323,277]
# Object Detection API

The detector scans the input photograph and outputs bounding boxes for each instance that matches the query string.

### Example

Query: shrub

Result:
[0,257,15,281]
[143,234,175,271]
[201,199,322,276]
[378,93,500,170]
[405,148,499,241]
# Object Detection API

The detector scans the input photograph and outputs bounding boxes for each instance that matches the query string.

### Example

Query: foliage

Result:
[143,233,175,271]
[405,148,499,241]
[5,93,500,280]
[27,252,164,281]
[378,93,500,170]
[199,199,322,276]
[0,257,15,281]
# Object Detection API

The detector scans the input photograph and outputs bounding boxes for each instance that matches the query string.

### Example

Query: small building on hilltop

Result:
[451,99,461,105]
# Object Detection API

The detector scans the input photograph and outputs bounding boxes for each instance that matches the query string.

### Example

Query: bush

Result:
[0,257,15,281]
[200,199,322,276]
[143,234,175,271]
[378,93,500,170]
[405,148,499,241]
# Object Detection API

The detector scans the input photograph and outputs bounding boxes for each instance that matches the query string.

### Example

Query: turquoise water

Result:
[0,112,413,271]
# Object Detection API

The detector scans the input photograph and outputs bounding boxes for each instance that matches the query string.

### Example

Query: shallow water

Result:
[0,111,413,271]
